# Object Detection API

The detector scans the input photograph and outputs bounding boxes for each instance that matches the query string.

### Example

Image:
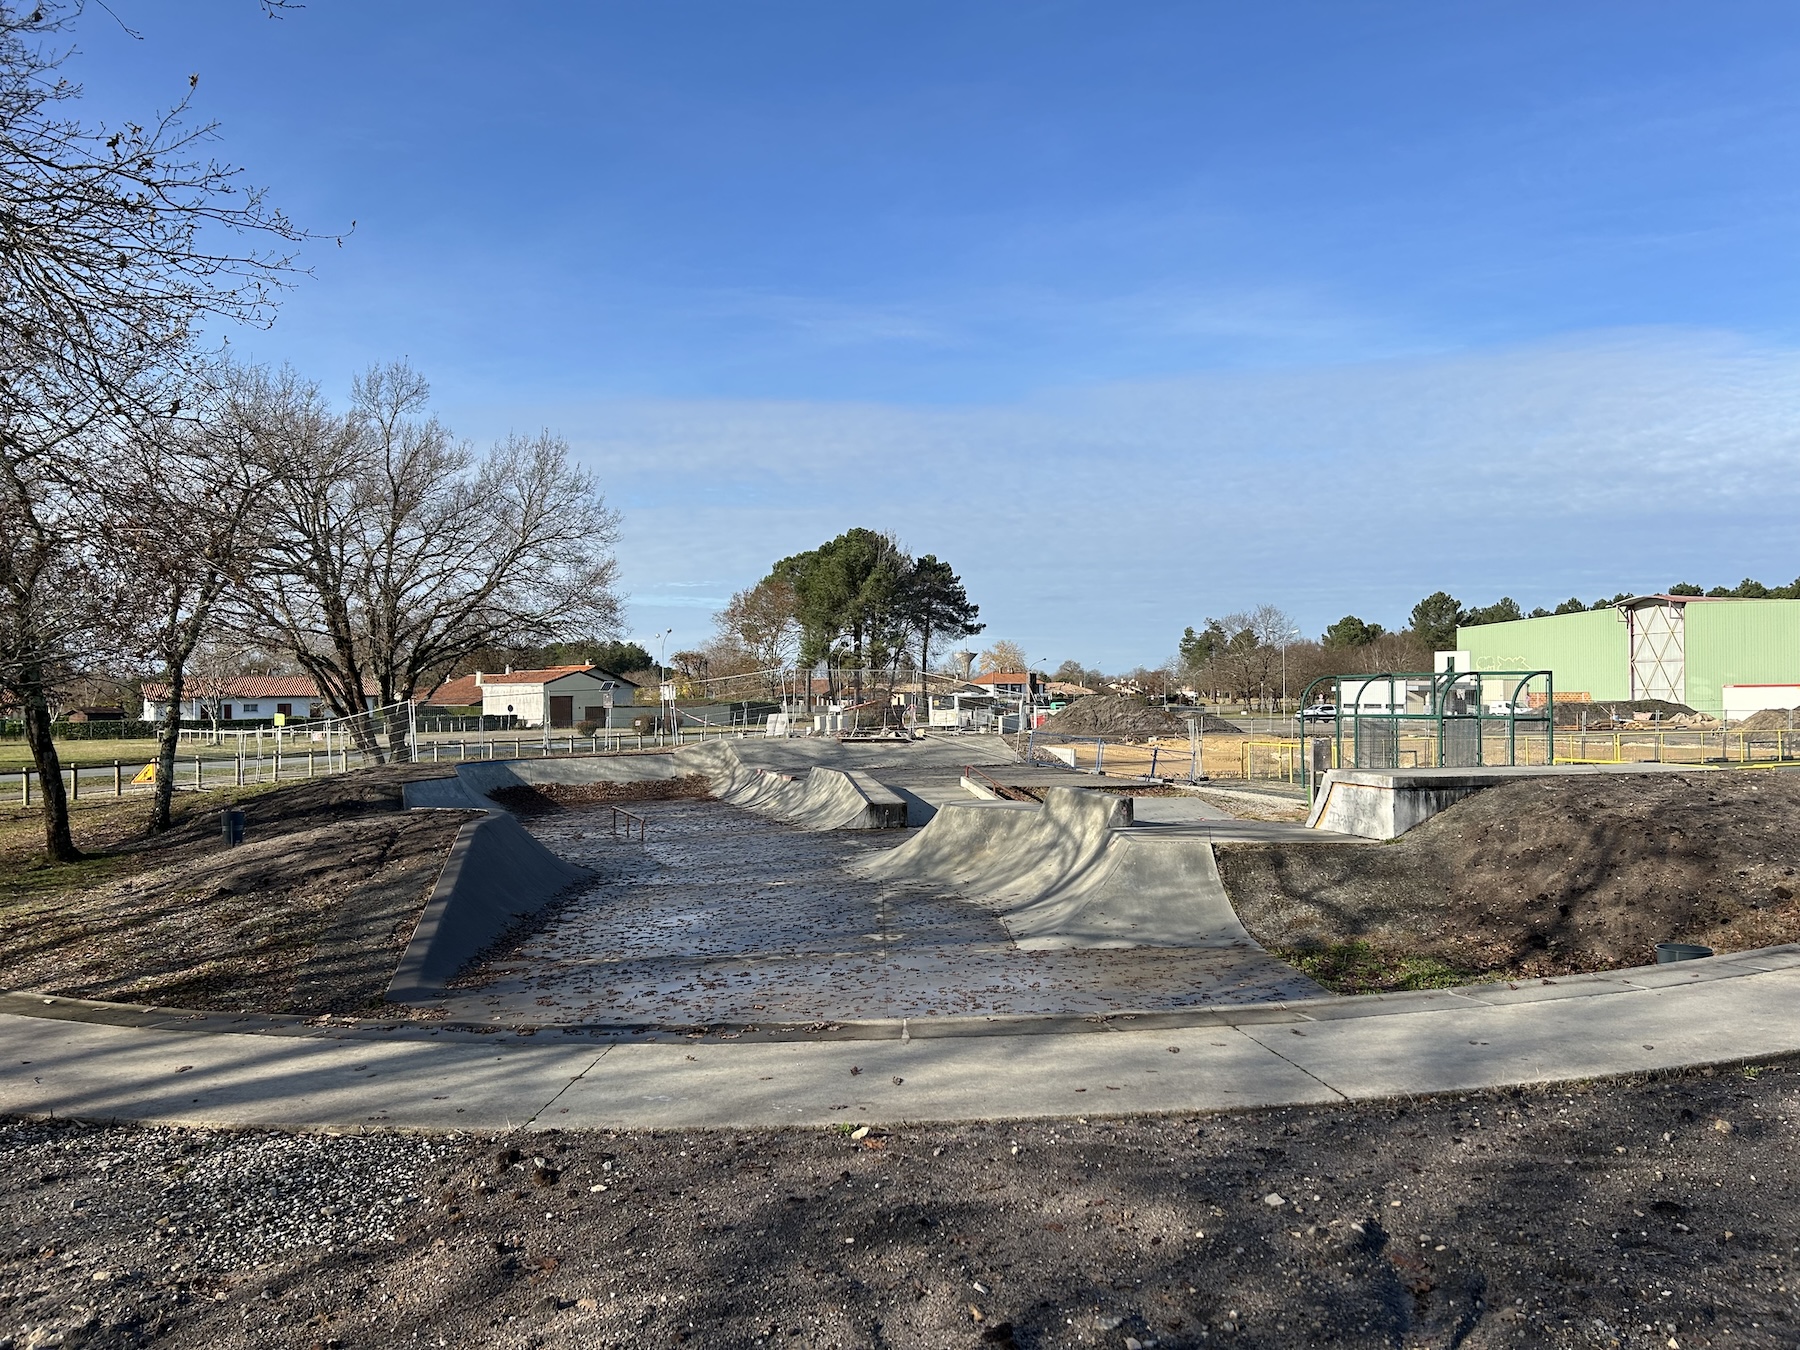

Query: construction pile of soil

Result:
[1736,706,1800,731]
[1552,697,1706,728]
[1216,770,1800,988]
[485,775,712,816]
[1039,695,1241,739]
[0,765,471,1015]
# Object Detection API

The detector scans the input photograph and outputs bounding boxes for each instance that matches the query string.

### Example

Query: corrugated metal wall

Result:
[1457,608,1629,700]
[1685,600,1800,713]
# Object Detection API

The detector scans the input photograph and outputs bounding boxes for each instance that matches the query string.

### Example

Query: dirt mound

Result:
[485,775,713,815]
[1737,706,1800,731]
[1040,696,1241,738]
[1217,770,1800,989]
[1552,698,1702,728]
[0,765,471,1015]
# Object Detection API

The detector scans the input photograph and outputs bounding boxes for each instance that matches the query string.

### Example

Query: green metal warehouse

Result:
[1455,596,1800,720]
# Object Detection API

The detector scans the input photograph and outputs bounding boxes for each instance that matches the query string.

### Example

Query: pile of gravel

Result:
[5,1119,455,1272]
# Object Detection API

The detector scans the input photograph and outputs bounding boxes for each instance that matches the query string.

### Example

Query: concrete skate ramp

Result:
[853,787,1267,951]
[442,741,907,830]
[388,798,591,1002]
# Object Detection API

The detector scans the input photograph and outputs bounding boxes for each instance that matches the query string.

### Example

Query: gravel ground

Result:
[3,1059,1796,1349]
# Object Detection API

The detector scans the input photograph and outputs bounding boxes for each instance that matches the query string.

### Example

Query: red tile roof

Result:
[141,675,334,700]
[424,674,483,706]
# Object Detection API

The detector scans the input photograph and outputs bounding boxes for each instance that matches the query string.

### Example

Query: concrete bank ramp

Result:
[390,782,591,1002]
[853,788,1265,952]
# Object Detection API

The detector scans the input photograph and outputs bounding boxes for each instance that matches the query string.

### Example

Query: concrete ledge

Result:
[1306,762,1711,839]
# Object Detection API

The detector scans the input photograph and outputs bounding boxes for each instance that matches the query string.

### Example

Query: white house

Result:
[140,675,375,723]
[427,665,631,728]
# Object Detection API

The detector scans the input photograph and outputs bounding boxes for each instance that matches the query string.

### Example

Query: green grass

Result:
[1277,940,1473,995]
[0,739,257,772]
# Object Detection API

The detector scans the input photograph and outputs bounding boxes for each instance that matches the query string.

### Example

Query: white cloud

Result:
[514,328,1800,666]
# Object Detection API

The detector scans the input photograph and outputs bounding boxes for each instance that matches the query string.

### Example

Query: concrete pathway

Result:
[3,945,1797,1132]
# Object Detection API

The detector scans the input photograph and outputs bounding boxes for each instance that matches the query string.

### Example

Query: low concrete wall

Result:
[1306,763,1712,840]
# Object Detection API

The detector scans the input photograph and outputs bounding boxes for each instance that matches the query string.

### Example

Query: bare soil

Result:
[1554,699,1702,728]
[1736,708,1800,732]
[0,767,470,1014]
[485,776,714,816]
[1217,771,1800,990]
[3,1059,1795,1349]
[1041,698,1241,739]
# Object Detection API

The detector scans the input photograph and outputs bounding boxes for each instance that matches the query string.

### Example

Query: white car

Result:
[1300,703,1337,719]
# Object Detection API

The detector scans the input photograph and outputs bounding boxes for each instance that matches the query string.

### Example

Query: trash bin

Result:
[1655,941,1713,964]
[221,808,246,848]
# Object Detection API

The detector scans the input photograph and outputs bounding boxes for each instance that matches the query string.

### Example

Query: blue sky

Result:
[72,2,1800,668]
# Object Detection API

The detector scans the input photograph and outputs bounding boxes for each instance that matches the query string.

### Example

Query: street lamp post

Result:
[649,627,673,740]
[1278,625,1301,733]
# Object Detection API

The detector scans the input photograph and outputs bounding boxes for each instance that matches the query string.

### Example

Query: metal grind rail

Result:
[609,805,649,842]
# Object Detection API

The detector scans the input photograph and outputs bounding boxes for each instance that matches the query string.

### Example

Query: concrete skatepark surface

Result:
[438,798,1319,1025]
[7,737,1800,1140]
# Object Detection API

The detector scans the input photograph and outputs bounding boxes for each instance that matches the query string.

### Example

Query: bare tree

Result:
[979,639,1029,674]
[236,362,622,758]
[711,575,802,698]
[103,373,271,831]
[0,3,310,859]
[0,446,105,859]
[1202,606,1296,710]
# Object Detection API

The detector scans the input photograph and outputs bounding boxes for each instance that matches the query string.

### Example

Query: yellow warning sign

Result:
[131,763,157,786]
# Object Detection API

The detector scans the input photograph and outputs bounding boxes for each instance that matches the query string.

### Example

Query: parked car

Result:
[1300,703,1337,720]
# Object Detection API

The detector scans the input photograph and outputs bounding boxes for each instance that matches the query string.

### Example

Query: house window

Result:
[242,703,260,713]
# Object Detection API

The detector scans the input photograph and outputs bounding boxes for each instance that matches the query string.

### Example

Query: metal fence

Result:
[2,713,783,807]
[1027,735,1306,785]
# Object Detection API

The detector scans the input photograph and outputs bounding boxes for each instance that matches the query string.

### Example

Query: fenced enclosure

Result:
[1295,668,1555,795]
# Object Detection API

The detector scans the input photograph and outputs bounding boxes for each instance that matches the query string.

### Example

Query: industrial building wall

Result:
[1457,608,1629,701]
[1683,599,1800,714]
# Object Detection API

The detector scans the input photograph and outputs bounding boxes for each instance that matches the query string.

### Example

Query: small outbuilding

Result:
[434,665,633,729]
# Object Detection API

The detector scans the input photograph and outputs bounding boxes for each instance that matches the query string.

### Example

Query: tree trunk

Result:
[150,662,185,833]
[20,670,77,861]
